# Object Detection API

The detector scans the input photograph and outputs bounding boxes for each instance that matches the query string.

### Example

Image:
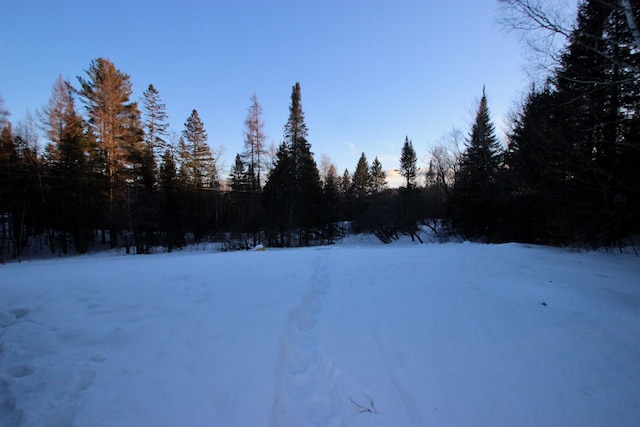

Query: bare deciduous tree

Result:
[243,93,266,189]
[499,0,640,77]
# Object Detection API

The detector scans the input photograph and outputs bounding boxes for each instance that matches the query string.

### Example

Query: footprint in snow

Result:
[0,308,29,328]
[69,370,96,397]
[10,308,29,319]
[89,352,107,363]
[0,312,17,328]
[5,365,34,379]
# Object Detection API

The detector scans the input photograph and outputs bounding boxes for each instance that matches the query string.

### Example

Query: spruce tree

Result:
[352,152,371,199]
[228,153,251,193]
[262,82,322,246]
[453,88,503,240]
[370,156,387,193]
[399,136,418,189]
[503,86,568,243]
[338,168,353,218]
[182,109,216,189]
[141,84,169,184]
[502,0,640,245]
[159,148,184,251]
[340,168,352,196]
[262,142,291,246]
[552,0,640,244]
[322,163,342,243]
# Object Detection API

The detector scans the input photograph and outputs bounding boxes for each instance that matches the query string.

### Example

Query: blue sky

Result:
[1,0,528,184]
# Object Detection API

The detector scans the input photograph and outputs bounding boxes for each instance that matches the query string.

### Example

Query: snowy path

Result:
[1,242,640,426]
[271,251,345,426]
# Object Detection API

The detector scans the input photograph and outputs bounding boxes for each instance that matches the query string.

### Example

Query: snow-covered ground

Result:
[1,240,639,426]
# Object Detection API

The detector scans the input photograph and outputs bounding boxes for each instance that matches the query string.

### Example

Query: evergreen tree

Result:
[453,88,503,240]
[141,84,169,187]
[159,148,184,251]
[0,97,8,130]
[503,86,569,243]
[262,142,291,246]
[551,0,640,244]
[1,118,44,260]
[0,122,18,261]
[262,82,322,246]
[399,136,418,189]
[369,156,387,193]
[228,153,251,192]
[352,152,371,199]
[227,152,262,246]
[181,109,216,189]
[123,101,154,253]
[502,0,640,245]
[77,58,140,247]
[322,163,343,243]
[142,84,169,163]
[339,168,352,196]
[43,78,95,253]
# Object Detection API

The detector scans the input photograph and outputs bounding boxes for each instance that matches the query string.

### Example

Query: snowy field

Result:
[1,239,639,426]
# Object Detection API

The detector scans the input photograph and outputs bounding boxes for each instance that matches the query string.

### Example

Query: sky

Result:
[0,0,529,185]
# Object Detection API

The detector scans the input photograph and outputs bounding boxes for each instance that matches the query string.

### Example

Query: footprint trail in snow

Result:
[271,252,344,426]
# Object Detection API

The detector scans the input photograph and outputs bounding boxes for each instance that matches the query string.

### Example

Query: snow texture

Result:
[1,240,639,426]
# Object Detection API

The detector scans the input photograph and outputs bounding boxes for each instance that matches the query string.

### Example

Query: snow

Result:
[1,240,639,426]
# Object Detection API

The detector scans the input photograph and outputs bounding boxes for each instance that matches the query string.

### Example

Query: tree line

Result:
[0,0,638,259]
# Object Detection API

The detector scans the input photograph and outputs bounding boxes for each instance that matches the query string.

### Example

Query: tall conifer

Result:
[453,88,503,239]
[399,136,418,189]
[263,82,322,246]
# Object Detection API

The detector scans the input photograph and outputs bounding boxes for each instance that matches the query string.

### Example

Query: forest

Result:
[0,0,638,260]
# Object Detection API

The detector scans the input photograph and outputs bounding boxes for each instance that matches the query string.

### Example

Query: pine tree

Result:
[399,136,418,189]
[77,58,141,247]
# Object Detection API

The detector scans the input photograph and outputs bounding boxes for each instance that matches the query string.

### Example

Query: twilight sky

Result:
[0,0,529,184]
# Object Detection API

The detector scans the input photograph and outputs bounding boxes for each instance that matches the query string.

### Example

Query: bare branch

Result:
[348,395,377,414]
[621,0,640,52]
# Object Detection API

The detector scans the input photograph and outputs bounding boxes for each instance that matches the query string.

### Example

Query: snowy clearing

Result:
[1,241,640,426]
